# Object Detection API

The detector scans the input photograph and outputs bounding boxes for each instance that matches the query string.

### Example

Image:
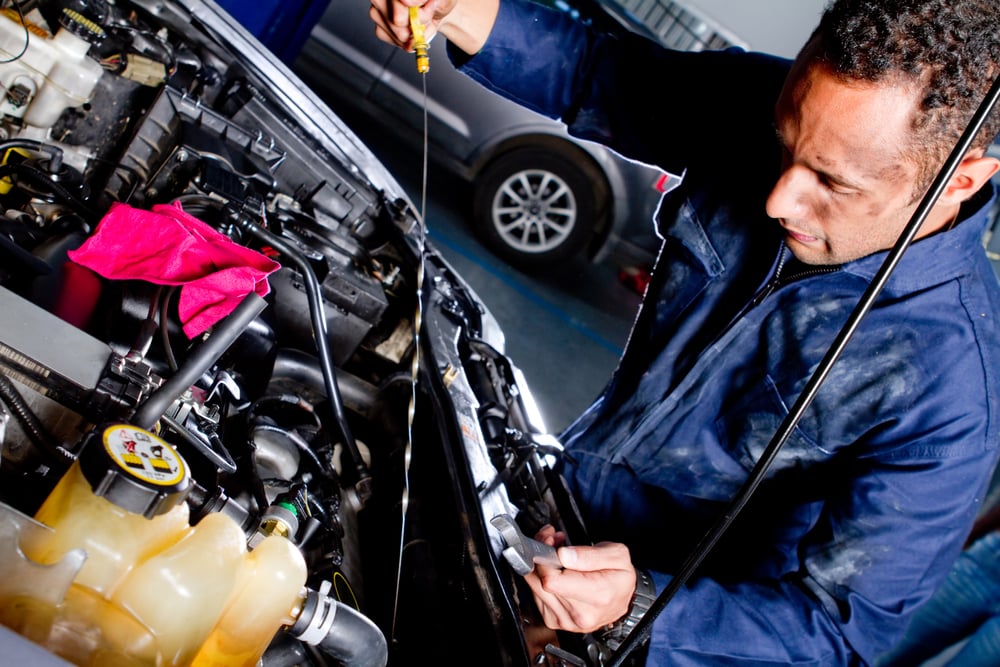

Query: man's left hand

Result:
[525,525,638,633]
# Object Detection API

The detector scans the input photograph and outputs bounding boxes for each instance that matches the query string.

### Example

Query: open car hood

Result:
[0,1,602,665]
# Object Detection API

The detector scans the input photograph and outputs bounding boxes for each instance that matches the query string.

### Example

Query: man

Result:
[371,0,1000,664]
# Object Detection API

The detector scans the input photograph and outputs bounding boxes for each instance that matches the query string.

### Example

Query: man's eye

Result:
[820,175,854,195]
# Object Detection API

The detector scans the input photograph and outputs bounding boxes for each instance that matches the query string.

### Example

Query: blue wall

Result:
[216,0,331,64]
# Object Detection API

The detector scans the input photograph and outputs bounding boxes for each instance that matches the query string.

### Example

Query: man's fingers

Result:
[558,541,632,573]
[525,572,590,631]
[527,569,626,633]
[370,3,411,47]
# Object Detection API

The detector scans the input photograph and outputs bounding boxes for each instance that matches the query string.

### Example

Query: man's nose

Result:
[766,166,811,221]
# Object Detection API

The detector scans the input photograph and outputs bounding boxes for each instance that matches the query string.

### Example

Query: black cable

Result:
[0,373,74,468]
[237,218,374,504]
[159,285,180,372]
[0,163,99,222]
[127,285,163,360]
[0,139,63,173]
[609,73,1000,666]
[250,423,329,477]
[247,393,324,434]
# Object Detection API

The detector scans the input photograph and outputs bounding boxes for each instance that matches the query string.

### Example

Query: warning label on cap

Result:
[102,424,187,486]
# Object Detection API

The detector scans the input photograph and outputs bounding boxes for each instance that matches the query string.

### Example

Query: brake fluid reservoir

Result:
[0,8,105,129]
[28,424,191,595]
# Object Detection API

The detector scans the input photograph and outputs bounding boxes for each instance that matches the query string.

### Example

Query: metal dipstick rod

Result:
[393,4,432,643]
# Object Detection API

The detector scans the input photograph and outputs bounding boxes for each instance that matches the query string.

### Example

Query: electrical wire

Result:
[0,1,29,65]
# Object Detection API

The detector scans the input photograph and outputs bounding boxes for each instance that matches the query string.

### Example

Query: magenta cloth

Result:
[68,202,280,338]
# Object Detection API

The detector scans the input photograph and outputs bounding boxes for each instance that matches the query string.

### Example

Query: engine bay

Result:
[0,1,587,665]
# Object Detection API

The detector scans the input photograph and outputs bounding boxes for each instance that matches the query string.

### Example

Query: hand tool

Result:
[491,513,563,575]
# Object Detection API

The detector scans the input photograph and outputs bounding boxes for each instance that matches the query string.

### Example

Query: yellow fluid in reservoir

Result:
[29,461,191,595]
[3,425,310,666]
[190,534,308,667]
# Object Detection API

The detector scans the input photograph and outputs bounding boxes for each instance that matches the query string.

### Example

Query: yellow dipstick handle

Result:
[409,6,429,74]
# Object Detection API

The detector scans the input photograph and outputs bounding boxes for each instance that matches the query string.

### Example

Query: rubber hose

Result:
[237,220,373,502]
[131,292,268,430]
[290,588,388,667]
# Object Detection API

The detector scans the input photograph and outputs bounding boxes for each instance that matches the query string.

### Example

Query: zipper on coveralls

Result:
[737,245,841,326]
[751,246,840,307]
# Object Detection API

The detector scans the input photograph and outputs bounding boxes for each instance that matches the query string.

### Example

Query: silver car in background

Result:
[295,0,745,270]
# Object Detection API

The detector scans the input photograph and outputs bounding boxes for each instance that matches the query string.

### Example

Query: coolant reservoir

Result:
[5,424,313,666]
[12,424,192,665]
[28,424,192,595]
[110,511,249,667]
[190,534,308,667]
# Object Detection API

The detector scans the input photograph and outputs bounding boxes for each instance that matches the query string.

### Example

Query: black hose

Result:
[609,72,1000,667]
[237,219,373,504]
[0,163,99,223]
[131,292,268,430]
[0,139,64,173]
[290,588,388,667]
[0,373,74,468]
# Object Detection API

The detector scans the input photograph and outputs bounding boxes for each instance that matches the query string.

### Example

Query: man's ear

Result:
[940,152,1000,205]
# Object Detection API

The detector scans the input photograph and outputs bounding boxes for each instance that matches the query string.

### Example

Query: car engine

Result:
[0,1,593,665]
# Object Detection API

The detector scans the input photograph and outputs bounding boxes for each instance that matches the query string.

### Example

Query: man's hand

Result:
[369,0,499,56]
[525,525,638,633]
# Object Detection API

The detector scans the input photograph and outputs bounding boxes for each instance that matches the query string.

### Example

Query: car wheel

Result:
[472,145,609,269]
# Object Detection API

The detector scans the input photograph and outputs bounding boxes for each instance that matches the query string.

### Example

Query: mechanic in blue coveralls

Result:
[371,0,1000,663]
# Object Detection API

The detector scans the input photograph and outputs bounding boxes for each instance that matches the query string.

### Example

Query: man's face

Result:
[768,60,948,265]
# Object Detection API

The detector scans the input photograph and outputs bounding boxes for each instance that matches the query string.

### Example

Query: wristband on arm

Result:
[599,567,656,652]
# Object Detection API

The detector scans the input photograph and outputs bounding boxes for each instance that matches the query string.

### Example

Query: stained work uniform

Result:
[453,0,1000,663]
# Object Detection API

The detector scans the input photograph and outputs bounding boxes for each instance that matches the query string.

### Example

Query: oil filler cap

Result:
[78,423,192,518]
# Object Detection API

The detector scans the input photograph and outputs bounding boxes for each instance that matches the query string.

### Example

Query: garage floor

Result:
[423,193,643,434]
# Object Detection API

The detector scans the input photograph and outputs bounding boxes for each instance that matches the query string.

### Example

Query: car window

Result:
[536,0,748,52]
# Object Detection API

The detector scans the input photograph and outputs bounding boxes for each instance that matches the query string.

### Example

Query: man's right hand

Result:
[369,0,499,56]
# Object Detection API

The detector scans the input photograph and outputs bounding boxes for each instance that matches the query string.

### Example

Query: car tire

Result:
[472,145,610,269]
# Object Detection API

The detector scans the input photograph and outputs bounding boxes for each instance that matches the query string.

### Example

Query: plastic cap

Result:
[78,423,192,518]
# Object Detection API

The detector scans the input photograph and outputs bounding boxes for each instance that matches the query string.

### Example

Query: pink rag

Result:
[68,202,280,338]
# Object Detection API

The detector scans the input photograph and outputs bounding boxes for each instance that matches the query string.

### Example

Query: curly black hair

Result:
[811,0,1000,187]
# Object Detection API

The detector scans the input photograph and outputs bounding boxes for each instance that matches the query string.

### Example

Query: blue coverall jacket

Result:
[455,0,1000,664]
